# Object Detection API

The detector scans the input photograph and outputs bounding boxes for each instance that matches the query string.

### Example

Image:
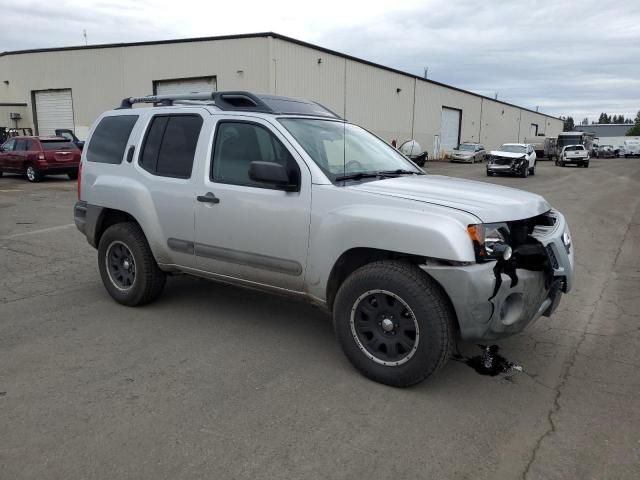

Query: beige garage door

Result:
[34,89,75,136]
[155,77,217,96]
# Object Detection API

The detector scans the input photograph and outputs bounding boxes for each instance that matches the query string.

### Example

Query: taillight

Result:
[77,161,82,200]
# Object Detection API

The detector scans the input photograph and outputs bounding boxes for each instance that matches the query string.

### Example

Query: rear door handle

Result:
[197,192,220,204]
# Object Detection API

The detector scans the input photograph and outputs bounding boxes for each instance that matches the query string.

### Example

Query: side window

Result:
[211,122,300,189]
[139,115,202,179]
[2,139,16,151]
[87,115,139,164]
[15,139,27,151]
[27,140,38,151]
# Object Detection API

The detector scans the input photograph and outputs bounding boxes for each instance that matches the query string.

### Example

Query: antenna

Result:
[423,67,428,79]
[494,92,498,100]
[83,29,88,46]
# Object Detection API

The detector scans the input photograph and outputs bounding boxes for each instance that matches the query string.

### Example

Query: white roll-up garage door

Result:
[440,107,462,153]
[34,89,74,136]
[155,77,217,96]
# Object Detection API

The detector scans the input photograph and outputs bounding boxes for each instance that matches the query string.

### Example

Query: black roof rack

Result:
[117,91,341,118]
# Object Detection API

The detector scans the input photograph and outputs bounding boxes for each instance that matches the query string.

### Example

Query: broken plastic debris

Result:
[457,344,524,377]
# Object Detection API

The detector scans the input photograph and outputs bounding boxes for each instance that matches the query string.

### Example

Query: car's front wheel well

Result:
[326,248,427,311]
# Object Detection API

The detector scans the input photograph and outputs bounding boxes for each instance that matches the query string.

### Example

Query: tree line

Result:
[559,111,640,135]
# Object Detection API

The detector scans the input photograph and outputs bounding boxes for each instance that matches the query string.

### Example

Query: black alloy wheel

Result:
[106,241,136,290]
[350,289,419,366]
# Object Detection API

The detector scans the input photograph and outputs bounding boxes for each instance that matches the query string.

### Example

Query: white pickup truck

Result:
[557,145,589,168]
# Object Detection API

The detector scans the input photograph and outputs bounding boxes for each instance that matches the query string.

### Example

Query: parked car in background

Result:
[451,143,486,163]
[557,145,589,167]
[55,129,85,151]
[486,143,536,177]
[623,139,640,157]
[593,145,615,158]
[0,136,81,181]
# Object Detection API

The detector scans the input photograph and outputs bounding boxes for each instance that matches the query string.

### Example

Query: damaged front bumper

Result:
[422,209,574,341]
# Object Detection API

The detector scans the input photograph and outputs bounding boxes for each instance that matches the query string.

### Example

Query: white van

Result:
[624,139,640,157]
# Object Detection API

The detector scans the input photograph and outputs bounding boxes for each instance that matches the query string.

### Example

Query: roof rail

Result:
[117,91,275,113]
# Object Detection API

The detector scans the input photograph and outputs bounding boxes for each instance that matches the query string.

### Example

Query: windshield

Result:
[279,118,420,182]
[457,144,475,151]
[498,144,526,153]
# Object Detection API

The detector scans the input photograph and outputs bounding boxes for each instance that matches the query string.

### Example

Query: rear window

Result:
[87,115,139,164]
[566,145,584,151]
[41,140,76,151]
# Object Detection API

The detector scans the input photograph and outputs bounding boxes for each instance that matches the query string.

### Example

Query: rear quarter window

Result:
[41,141,76,151]
[87,115,139,164]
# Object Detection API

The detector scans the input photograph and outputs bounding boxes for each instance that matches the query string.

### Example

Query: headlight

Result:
[467,223,512,261]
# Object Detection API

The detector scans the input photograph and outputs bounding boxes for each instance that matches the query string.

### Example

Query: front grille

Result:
[493,157,513,165]
[546,245,559,269]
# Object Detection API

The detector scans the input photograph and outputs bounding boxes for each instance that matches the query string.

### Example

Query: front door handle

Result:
[197,192,220,204]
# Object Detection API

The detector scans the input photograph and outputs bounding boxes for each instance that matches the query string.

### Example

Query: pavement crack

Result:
[521,199,640,479]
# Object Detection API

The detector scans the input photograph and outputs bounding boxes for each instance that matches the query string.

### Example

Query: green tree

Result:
[626,111,640,136]
[563,116,575,131]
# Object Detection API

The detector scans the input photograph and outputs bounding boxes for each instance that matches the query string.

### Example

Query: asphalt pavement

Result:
[1,158,639,479]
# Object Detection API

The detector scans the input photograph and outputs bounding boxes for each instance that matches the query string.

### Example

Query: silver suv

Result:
[74,91,574,387]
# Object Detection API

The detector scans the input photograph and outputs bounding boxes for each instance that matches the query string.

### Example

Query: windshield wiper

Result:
[376,169,423,176]
[335,172,382,182]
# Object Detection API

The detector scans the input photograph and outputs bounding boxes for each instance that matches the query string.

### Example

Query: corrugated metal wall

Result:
[271,38,563,156]
[0,34,563,150]
[0,37,270,138]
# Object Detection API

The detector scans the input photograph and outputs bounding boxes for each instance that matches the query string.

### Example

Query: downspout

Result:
[411,77,417,139]
[268,36,276,95]
[343,57,347,118]
[517,111,522,142]
[478,98,483,142]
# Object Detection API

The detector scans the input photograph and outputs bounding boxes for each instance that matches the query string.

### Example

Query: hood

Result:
[490,150,526,159]
[452,150,473,156]
[350,175,550,223]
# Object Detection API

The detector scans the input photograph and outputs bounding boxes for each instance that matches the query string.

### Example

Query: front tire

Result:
[333,261,455,387]
[98,222,166,306]
[530,161,536,175]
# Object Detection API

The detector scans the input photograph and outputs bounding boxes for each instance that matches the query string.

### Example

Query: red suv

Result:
[0,136,81,182]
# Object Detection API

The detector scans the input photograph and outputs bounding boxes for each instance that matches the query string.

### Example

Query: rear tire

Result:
[333,261,455,387]
[584,161,589,168]
[25,164,42,182]
[98,222,166,306]
[68,171,78,180]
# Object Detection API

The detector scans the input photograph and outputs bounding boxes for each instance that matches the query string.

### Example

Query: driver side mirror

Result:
[249,161,298,192]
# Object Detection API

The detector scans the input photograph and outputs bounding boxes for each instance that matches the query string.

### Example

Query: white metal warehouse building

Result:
[0,32,563,157]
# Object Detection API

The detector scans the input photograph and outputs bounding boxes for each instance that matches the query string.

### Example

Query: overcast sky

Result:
[2,0,639,121]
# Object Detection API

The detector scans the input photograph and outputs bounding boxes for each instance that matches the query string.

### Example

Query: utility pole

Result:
[423,67,428,79]
[83,29,88,46]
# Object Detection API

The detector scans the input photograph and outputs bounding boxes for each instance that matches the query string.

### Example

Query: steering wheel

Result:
[344,160,364,172]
